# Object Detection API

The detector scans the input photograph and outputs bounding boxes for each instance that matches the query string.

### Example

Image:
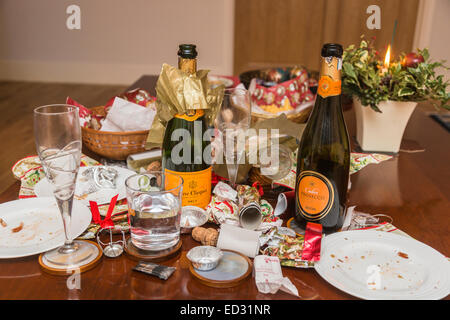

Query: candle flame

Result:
[384,45,391,68]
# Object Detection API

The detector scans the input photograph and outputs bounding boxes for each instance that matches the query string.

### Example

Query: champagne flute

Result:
[34,104,99,270]
[215,87,251,187]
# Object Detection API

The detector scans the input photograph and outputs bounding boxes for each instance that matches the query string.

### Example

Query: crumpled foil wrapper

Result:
[259,226,314,268]
[145,63,224,149]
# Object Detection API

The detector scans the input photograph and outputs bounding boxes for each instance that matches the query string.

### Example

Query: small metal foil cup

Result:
[180,206,208,234]
[239,201,262,230]
[186,246,223,271]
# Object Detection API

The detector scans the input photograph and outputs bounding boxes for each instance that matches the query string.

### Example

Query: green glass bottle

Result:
[162,44,212,209]
[294,43,350,234]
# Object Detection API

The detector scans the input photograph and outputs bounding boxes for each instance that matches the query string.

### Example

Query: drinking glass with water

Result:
[125,171,183,251]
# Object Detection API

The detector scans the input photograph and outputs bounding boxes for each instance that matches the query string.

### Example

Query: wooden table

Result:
[0,75,449,300]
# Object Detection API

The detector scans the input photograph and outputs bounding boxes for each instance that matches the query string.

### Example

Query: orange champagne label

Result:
[317,76,341,98]
[174,109,205,122]
[164,166,212,209]
[317,56,342,98]
[296,170,334,220]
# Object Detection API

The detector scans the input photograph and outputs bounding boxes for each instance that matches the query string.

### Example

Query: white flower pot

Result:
[353,97,418,153]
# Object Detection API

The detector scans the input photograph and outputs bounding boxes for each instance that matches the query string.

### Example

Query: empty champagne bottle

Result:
[162,44,212,208]
[294,43,350,234]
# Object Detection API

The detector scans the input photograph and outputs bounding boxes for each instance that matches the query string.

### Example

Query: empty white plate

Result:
[0,197,91,258]
[315,230,450,300]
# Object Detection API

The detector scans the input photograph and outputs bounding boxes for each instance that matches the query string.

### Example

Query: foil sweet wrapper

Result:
[259,226,314,268]
[186,246,223,271]
[105,88,156,110]
[133,261,176,280]
[236,184,261,207]
[180,206,208,233]
[301,222,323,262]
[206,195,239,224]
[213,181,237,202]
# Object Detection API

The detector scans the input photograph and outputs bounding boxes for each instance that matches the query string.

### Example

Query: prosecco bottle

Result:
[162,44,212,208]
[294,43,350,234]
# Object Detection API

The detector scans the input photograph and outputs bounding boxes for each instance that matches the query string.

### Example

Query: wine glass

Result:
[34,104,99,270]
[214,87,251,186]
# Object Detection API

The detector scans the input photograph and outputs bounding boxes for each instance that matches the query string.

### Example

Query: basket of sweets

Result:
[70,89,156,160]
[240,66,318,124]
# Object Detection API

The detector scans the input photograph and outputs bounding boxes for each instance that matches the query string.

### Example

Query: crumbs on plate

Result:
[12,222,24,233]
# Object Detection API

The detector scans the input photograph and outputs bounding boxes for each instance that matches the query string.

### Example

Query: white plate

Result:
[0,197,91,258]
[34,166,134,205]
[314,230,450,300]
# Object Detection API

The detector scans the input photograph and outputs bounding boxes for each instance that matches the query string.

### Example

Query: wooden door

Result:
[234,0,419,74]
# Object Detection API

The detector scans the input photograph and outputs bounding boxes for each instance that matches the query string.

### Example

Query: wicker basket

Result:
[250,106,312,126]
[81,106,149,160]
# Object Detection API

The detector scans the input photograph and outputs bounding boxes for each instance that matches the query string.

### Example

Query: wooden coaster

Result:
[124,238,182,262]
[38,240,103,276]
[189,249,252,288]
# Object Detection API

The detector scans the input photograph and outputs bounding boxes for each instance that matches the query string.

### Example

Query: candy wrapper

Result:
[254,255,299,297]
[236,184,262,207]
[259,226,314,268]
[301,222,323,262]
[206,195,239,224]
[104,88,155,110]
[212,181,237,202]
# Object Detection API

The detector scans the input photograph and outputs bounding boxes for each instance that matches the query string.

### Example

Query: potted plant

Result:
[342,37,449,153]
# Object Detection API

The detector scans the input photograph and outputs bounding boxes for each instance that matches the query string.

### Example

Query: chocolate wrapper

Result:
[145,63,224,149]
[206,195,239,224]
[301,222,323,262]
[259,226,314,268]
[212,181,237,202]
[236,184,261,207]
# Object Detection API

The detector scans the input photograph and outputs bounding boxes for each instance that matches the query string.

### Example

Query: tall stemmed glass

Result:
[215,88,251,187]
[34,104,99,270]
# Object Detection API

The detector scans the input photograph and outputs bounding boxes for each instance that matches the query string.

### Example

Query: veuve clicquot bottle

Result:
[294,43,350,234]
[162,44,212,208]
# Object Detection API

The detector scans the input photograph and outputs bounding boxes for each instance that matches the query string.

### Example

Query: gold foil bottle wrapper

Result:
[145,63,224,149]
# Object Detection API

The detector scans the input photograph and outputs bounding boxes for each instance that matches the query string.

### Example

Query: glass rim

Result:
[34,104,79,116]
[125,171,184,194]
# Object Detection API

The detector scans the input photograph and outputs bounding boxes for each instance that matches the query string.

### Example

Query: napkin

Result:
[101,97,156,132]
[216,224,260,258]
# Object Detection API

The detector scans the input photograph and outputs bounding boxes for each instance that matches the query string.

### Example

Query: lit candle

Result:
[381,44,391,75]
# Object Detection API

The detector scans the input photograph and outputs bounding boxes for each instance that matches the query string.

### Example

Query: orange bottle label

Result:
[174,109,205,122]
[296,171,334,220]
[317,75,341,98]
[164,167,212,209]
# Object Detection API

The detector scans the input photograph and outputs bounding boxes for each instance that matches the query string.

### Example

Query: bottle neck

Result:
[178,57,197,75]
[317,56,342,99]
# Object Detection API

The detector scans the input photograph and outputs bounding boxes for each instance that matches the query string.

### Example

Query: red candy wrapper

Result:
[104,88,156,112]
[301,222,323,262]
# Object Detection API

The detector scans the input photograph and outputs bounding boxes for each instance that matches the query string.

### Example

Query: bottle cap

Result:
[321,43,343,58]
[178,44,197,59]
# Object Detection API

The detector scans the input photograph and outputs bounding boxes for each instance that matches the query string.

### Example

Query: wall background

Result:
[0,0,235,84]
[0,0,448,84]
